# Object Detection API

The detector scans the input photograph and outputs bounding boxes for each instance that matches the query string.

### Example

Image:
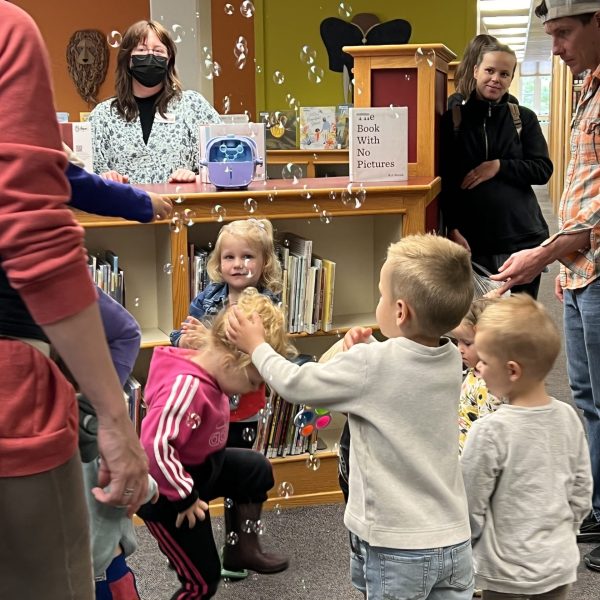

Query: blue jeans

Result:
[564,278,600,516]
[350,534,473,599]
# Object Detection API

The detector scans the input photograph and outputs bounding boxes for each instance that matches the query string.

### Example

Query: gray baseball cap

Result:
[537,0,600,22]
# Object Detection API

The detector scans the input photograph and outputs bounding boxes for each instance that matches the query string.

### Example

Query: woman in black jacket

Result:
[440,42,553,298]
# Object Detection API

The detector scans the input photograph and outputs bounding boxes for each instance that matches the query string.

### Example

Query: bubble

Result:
[320,210,333,224]
[107,31,122,48]
[302,185,312,200]
[272,70,285,85]
[253,519,265,535]
[171,24,185,44]
[242,519,254,534]
[185,412,201,429]
[226,531,239,545]
[244,198,257,213]
[299,45,317,65]
[183,208,196,226]
[256,64,263,74]
[222,95,231,114]
[211,204,227,222]
[235,36,248,56]
[224,3,234,15]
[306,454,321,471]
[308,65,324,84]
[267,193,276,203]
[286,93,298,110]
[415,47,436,68]
[329,190,337,201]
[169,216,181,233]
[251,573,260,581]
[338,2,353,17]
[274,503,282,515]
[133,297,140,308]
[341,183,366,209]
[242,427,256,443]
[277,481,294,498]
[212,61,222,77]
[230,394,241,409]
[179,254,186,265]
[312,202,321,212]
[281,162,302,181]
[224,497,234,509]
[236,54,247,69]
[240,0,255,17]
[163,263,173,275]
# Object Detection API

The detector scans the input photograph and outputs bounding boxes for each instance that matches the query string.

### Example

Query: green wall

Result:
[255,0,477,112]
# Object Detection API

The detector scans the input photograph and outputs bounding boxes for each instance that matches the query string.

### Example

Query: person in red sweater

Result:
[0,3,149,598]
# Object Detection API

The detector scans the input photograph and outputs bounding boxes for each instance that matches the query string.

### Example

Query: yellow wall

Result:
[258,0,477,111]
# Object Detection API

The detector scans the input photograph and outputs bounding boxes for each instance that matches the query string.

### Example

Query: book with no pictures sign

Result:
[349,107,408,183]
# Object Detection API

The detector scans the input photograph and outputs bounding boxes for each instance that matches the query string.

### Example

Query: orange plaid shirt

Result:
[544,65,600,290]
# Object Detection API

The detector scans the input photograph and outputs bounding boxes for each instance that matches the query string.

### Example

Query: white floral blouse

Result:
[89,90,221,184]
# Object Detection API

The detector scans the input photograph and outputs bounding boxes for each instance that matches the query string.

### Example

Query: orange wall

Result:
[14,0,150,119]
[211,0,256,119]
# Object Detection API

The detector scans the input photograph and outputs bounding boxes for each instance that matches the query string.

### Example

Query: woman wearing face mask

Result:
[89,20,221,184]
[439,42,553,298]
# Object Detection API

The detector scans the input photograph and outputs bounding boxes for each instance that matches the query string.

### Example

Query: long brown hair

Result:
[111,20,182,121]
[455,34,497,98]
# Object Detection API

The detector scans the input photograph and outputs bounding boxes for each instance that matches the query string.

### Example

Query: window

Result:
[518,61,551,117]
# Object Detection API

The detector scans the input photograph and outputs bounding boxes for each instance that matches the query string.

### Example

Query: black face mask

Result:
[129,54,168,88]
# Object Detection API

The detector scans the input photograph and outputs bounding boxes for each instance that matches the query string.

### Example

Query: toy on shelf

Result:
[294,407,332,437]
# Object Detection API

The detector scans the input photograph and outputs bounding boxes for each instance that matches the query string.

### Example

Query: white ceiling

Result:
[479,0,553,63]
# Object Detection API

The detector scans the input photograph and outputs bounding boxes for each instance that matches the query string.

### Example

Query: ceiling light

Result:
[483,16,530,26]
[487,27,528,35]
[495,36,528,44]
[480,0,531,11]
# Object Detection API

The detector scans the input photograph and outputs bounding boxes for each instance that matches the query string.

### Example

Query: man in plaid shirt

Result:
[491,0,600,573]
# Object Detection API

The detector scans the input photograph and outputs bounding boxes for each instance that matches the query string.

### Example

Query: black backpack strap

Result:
[452,104,462,134]
[508,102,522,138]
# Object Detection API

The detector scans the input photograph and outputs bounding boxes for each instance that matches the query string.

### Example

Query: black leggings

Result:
[139,448,273,599]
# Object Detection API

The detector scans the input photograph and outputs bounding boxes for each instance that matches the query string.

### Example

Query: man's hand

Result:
[149,192,173,221]
[460,160,500,190]
[178,317,208,349]
[448,228,471,252]
[490,246,549,295]
[92,417,149,518]
[554,275,564,303]
[168,168,196,183]
[176,498,209,529]
[343,326,373,351]
[226,306,266,355]
[101,170,129,183]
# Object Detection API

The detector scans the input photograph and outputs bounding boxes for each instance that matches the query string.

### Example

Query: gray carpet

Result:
[129,187,599,598]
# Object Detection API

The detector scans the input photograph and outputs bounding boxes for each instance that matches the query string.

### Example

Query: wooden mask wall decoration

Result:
[66,29,109,107]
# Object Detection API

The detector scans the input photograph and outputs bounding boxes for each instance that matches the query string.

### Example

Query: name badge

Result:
[154,112,176,123]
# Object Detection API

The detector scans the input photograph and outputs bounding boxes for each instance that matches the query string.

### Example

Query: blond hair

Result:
[386,234,473,337]
[476,294,560,380]
[194,288,296,369]
[462,296,499,328]
[206,219,282,294]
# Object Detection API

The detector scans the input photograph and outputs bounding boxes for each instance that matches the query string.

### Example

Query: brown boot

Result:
[222,502,289,574]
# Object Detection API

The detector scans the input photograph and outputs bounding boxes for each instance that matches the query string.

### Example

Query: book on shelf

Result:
[189,244,209,302]
[335,104,351,149]
[321,258,336,332]
[59,121,94,172]
[124,375,143,435]
[199,121,266,182]
[299,106,337,150]
[88,249,124,305]
[259,110,299,150]
[349,106,408,183]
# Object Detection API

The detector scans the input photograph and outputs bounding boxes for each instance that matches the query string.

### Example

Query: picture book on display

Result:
[259,110,299,150]
[349,107,408,183]
[299,106,337,150]
[60,121,94,172]
[335,105,351,149]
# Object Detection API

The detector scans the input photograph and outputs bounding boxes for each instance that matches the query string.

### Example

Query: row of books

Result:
[254,389,318,458]
[278,232,336,334]
[88,250,124,305]
[188,243,210,302]
[259,105,350,151]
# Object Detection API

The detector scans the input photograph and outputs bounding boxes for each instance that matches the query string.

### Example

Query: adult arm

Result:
[0,5,148,513]
[496,108,553,185]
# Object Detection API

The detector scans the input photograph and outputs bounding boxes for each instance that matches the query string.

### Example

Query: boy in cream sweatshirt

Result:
[462,294,592,599]
[228,234,476,599]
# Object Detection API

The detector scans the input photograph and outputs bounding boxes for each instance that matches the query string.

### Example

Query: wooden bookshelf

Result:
[267,149,349,179]
[77,175,439,509]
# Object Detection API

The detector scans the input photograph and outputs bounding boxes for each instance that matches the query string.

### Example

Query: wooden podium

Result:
[342,44,456,231]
